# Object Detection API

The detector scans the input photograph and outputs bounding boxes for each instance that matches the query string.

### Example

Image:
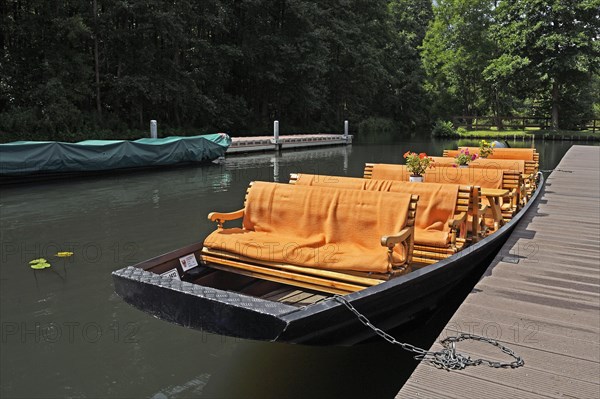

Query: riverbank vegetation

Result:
[1,0,598,142]
[457,129,600,141]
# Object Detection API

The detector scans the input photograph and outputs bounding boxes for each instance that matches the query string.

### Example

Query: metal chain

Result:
[333,295,524,371]
[539,169,573,173]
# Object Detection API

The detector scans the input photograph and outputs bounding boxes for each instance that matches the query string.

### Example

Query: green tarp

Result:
[0,134,231,176]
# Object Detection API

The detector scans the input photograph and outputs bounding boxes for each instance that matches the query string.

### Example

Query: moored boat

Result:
[112,150,543,346]
[0,133,231,182]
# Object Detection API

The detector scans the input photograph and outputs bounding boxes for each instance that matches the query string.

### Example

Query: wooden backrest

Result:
[524,160,538,175]
[430,156,526,173]
[290,173,470,242]
[458,147,537,161]
[442,151,538,175]
[500,170,523,192]
[364,163,376,179]
[365,163,505,188]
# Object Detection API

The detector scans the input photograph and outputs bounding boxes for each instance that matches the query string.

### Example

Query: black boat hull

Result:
[112,175,544,345]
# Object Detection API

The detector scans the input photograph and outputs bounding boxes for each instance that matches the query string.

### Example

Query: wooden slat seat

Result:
[201,181,419,293]
[290,173,483,265]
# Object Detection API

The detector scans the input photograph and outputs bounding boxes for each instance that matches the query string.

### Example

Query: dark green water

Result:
[0,139,594,398]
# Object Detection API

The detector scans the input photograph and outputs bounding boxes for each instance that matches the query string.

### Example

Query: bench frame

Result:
[201,184,419,294]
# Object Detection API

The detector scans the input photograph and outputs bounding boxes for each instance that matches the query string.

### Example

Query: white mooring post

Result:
[343,120,349,140]
[274,120,280,142]
[150,120,158,139]
[273,120,281,151]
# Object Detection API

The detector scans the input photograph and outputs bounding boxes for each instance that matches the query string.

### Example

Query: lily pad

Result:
[30,262,51,269]
[56,252,74,257]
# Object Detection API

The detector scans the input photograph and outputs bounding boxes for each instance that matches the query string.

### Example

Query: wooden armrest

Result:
[448,212,467,229]
[380,227,413,248]
[208,209,245,228]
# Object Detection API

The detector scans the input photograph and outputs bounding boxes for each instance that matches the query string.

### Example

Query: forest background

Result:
[1,0,599,142]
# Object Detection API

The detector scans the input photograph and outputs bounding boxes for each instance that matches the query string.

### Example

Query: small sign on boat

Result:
[179,253,199,271]
[160,268,181,281]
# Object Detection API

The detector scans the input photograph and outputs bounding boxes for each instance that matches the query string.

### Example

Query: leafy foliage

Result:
[431,120,459,138]
[0,0,433,140]
[1,0,597,141]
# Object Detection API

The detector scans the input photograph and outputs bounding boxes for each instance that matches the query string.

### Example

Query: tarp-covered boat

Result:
[0,133,231,181]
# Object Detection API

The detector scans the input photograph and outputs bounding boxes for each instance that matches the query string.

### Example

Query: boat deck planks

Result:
[396,145,600,399]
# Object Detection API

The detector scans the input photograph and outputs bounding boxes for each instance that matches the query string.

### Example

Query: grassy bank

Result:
[456,129,600,141]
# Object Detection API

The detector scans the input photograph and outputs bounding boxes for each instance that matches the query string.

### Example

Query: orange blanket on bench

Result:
[204,181,413,273]
[370,164,503,189]
[430,157,525,173]
[453,147,535,161]
[295,174,458,247]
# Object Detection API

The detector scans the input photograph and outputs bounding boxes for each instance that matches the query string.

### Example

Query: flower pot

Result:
[458,165,468,169]
[409,175,424,182]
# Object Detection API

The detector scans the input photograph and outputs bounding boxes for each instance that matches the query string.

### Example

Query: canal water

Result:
[0,139,593,398]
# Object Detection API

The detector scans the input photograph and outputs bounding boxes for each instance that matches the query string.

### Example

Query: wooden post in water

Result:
[273,120,281,152]
[150,120,157,139]
[344,120,349,142]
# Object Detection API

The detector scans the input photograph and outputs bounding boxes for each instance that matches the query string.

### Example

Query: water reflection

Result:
[0,139,596,399]
[223,145,353,184]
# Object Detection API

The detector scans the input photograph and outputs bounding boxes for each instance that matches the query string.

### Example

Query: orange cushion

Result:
[295,174,458,247]
[369,163,504,189]
[204,182,413,273]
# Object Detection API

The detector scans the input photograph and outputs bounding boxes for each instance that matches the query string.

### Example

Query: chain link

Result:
[333,295,524,371]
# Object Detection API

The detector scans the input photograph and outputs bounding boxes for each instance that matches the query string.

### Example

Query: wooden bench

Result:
[291,173,483,265]
[444,148,538,169]
[458,146,538,161]
[201,181,419,294]
[364,163,523,222]
[441,151,535,200]
[445,148,538,185]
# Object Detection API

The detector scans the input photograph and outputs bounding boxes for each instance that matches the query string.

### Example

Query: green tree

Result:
[493,0,600,129]
[420,0,495,121]
[380,0,433,130]
[0,0,434,140]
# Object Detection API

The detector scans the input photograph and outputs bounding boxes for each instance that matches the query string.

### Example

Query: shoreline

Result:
[455,129,599,141]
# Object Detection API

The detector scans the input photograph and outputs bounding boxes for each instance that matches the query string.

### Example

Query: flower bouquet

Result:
[454,148,478,167]
[404,151,433,181]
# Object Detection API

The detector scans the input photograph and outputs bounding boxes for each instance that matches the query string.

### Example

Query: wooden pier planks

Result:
[396,145,600,399]
[227,134,351,153]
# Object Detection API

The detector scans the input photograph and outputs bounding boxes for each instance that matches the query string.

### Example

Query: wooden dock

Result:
[226,134,351,154]
[396,145,600,398]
